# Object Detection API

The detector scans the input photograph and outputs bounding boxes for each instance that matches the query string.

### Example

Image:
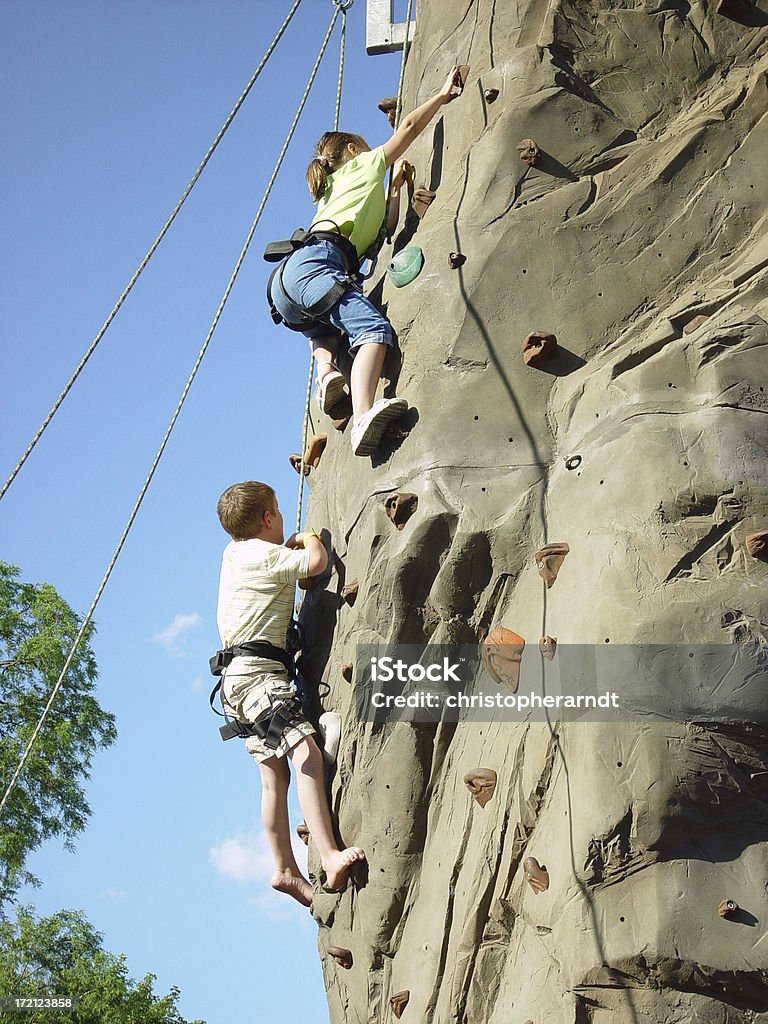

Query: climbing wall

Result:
[299,2,768,1021]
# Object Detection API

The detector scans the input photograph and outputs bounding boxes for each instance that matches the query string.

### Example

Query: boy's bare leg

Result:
[290,736,366,889]
[311,336,340,380]
[258,754,313,907]
[350,341,387,419]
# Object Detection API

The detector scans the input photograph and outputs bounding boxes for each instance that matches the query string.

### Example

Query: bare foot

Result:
[271,869,313,907]
[323,847,366,891]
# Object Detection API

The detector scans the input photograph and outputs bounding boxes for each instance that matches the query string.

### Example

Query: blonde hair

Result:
[217,481,276,540]
[306,131,369,202]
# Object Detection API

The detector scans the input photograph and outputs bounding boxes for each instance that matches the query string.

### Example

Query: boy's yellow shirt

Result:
[311,145,387,259]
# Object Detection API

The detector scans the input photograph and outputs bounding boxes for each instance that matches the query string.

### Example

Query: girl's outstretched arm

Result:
[382,66,463,168]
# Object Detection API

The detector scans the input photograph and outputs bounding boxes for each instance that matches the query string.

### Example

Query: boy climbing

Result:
[269,65,465,456]
[214,481,365,906]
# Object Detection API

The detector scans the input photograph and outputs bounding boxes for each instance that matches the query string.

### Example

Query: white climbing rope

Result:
[0,0,304,505]
[295,0,349,534]
[0,2,343,825]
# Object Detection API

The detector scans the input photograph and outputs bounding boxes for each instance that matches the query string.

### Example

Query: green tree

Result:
[0,905,205,1024]
[0,561,117,907]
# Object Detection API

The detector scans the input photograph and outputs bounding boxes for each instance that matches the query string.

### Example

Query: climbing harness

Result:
[264,224,362,333]
[0,0,305,505]
[0,1,346,823]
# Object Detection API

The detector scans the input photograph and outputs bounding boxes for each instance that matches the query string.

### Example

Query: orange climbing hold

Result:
[390,991,410,1019]
[683,314,709,335]
[463,768,497,808]
[328,946,353,969]
[718,898,739,918]
[305,433,328,469]
[522,331,558,368]
[482,627,525,692]
[385,492,418,530]
[296,823,310,845]
[524,856,550,894]
[746,531,768,561]
[342,580,359,607]
[535,542,570,589]
[517,138,541,166]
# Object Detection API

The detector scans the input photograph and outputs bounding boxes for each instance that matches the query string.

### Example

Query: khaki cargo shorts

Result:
[221,656,315,764]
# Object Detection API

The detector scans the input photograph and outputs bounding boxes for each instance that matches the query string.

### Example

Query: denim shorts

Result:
[271,240,393,348]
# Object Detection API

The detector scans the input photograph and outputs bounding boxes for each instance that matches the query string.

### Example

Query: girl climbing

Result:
[269,66,465,456]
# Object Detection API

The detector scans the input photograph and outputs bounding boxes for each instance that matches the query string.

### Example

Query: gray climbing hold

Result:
[387,246,424,288]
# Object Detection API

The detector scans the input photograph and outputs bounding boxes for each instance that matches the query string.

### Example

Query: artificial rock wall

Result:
[299,2,768,1021]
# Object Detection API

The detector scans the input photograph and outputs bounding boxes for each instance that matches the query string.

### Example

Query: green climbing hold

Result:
[387,246,424,287]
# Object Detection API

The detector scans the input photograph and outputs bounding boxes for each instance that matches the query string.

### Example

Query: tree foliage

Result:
[0,906,205,1024]
[0,561,117,907]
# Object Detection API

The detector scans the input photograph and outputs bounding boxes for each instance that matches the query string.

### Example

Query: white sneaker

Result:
[350,397,408,456]
[315,370,347,414]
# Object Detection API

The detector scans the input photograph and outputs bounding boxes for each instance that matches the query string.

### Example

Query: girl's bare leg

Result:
[350,341,387,419]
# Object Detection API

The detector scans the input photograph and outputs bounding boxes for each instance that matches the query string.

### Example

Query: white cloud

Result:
[153,612,202,653]
[209,827,308,885]
[97,887,128,900]
[191,674,204,693]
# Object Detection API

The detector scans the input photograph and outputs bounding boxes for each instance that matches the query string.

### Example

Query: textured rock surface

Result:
[299,2,768,1021]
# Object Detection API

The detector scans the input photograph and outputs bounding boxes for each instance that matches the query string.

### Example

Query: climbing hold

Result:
[718,898,739,918]
[463,768,497,808]
[539,636,557,660]
[319,711,342,766]
[535,542,570,589]
[517,138,541,166]
[484,88,499,103]
[342,662,354,683]
[387,246,424,287]
[448,251,467,269]
[565,455,582,471]
[297,823,310,845]
[385,492,419,530]
[305,433,328,469]
[683,314,709,335]
[378,95,398,127]
[524,857,550,894]
[452,64,470,96]
[482,627,525,692]
[522,331,558,368]
[328,946,353,969]
[342,580,359,607]
[289,453,310,476]
[390,991,410,1019]
[412,188,436,219]
[716,0,755,19]
[746,531,768,561]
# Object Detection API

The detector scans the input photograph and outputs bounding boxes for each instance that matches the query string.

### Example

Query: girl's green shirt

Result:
[310,145,387,259]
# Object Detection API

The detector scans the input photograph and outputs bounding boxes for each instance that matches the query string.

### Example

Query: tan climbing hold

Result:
[342,662,353,683]
[718,898,739,918]
[535,542,570,589]
[539,636,557,660]
[289,453,310,476]
[522,331,557,368]
[412,188,436,219]
[328,946,353,969]
[746,531,768,561]
[448,251,467,269]
[683,314,709,335]
[304,432,328,469]
[524,857,550,894]
[484,87,499,103]
[342,580,359,607]
[296,823,310,845]
[482,627,525,692]
[390,991,410,1019]
[385,492,418,530]
[378,95,397,127]
[453,64,470,95]
[517,138,541,166]
[463,768,497,808]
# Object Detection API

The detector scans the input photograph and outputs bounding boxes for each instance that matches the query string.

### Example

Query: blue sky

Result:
[0,2,402,1021]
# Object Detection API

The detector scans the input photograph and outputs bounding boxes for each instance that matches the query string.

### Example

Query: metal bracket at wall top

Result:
[366,0,416,54]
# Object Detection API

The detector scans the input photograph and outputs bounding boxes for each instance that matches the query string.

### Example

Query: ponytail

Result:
[306,131,369,202]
